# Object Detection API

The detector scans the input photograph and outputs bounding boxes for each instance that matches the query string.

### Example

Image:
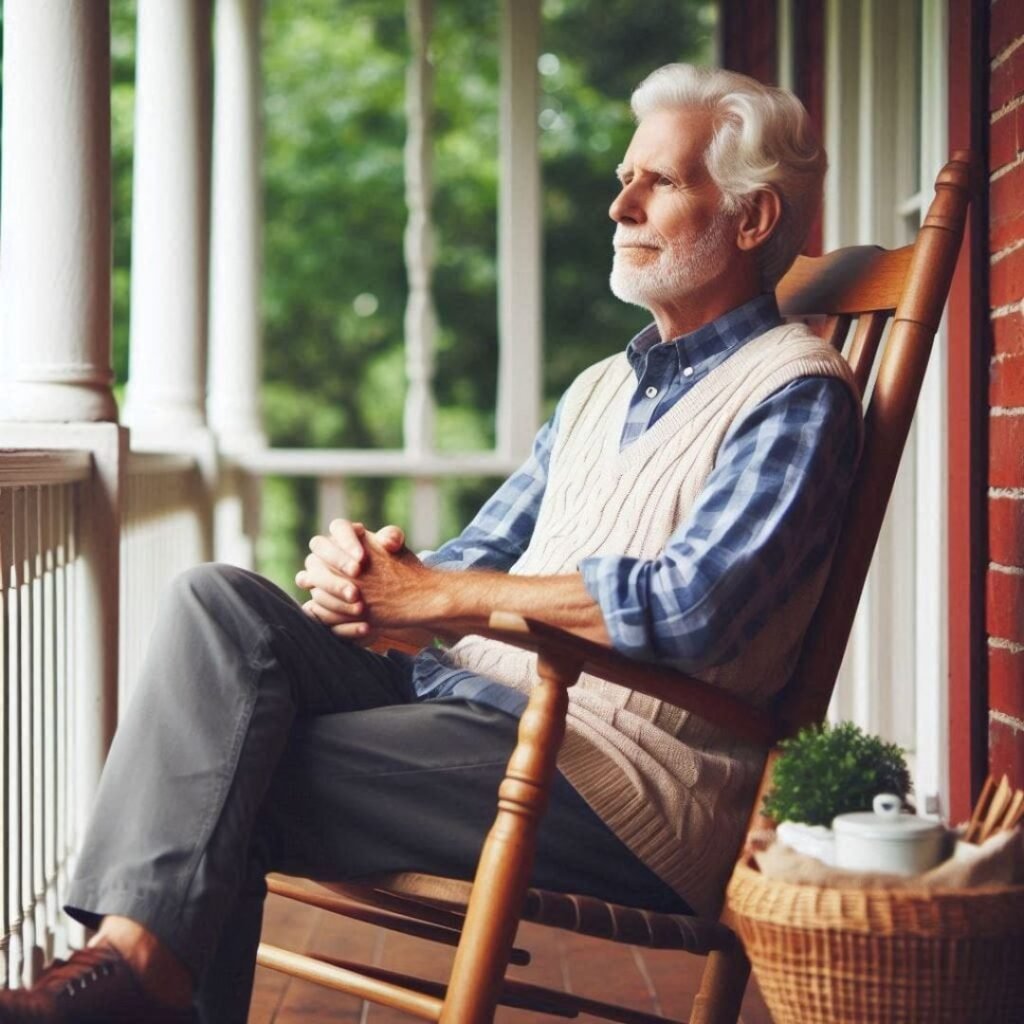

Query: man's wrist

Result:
[424,568,464,625]
[400,563,459,627]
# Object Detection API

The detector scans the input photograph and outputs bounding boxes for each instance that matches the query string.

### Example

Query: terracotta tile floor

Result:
[250,883,772,1023]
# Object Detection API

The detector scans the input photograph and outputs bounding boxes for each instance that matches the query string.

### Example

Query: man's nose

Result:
[609,184,644,225]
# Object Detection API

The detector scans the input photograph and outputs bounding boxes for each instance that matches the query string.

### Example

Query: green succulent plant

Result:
[762,721,912,828]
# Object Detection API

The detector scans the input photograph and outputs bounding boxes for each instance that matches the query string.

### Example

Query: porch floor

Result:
[250,879,772,1023]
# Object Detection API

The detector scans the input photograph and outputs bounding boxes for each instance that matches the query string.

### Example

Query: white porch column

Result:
[124,0,213,442]
[776,0,795,91]
[496,0,542,459]
[403,0,442,550]
[0,1,116,423]
[208,0,266,454]
[0,4,125,959]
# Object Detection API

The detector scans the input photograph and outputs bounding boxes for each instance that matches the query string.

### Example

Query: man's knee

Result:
[163,564,287,639]
[169,562,264,605]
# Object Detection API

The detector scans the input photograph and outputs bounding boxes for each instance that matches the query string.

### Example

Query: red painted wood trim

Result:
[720,0,778,85]
[793,0,825,255]
[947,0,990,824]
[724,0,825,254]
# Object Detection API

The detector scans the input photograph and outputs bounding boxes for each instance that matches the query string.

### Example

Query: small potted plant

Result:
[763,721,912,863]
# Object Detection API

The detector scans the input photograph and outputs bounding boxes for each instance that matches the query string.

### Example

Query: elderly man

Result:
[0,64,859,1023]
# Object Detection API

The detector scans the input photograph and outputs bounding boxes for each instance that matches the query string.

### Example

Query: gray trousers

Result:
[63,564,687,1023]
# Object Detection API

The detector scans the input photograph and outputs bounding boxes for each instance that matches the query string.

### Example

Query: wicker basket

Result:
[726,856,1024,1023]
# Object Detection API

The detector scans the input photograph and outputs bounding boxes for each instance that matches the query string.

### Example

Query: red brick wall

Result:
[989,0,1024,785]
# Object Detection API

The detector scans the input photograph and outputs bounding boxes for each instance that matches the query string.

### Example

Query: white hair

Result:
[630,64,827,289]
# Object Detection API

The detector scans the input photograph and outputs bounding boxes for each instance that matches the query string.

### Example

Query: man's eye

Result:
[656,176,675,187]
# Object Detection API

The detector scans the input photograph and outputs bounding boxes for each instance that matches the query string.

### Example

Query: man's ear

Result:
[735,188,782,253]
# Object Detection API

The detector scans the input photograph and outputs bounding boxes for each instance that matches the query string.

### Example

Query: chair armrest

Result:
[483,611,778,745]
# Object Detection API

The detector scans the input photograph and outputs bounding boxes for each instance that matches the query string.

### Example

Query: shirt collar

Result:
[625,293,783,381]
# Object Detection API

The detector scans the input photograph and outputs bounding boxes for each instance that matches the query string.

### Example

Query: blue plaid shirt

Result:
[409,295,860,714]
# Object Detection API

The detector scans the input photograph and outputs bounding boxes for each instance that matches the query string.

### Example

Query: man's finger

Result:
[304,600,336,626]
[301,556,360,604]
[375,524,406,553]
[308,587,364,618]
[306,601,349,627]
[328,518,368,565]
[308,536,363,578]
[331,621,372,640]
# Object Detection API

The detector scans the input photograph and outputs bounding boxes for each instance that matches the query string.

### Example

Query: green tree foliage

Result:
[539,0,716,394]
[112,1,139,400]
[106,0,715,590]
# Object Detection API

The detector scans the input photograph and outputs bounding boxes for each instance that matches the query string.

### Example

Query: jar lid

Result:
[832,793,944,842]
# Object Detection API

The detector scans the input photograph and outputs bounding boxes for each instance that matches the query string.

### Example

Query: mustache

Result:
[612,229,663,250]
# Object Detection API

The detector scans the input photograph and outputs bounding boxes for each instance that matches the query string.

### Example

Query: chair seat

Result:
[323,873,737,956]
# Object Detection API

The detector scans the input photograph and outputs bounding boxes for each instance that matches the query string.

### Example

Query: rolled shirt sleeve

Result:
[580,375,861,673]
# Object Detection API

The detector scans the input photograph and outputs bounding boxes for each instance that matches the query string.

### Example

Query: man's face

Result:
[609,106,738,314]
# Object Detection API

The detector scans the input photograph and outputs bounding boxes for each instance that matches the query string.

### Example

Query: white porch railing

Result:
[0,452,91,987]
[238,450,527,560]
[120,454,211,707]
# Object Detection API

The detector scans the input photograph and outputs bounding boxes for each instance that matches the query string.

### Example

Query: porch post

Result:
[496,0,542,460]
[124,0,213,444]
[208,0,266,455]
[0,1,116,424]
[0,3,125,959]
[208,0,264,568]
[403,0,442,550]
[947,0,991,817]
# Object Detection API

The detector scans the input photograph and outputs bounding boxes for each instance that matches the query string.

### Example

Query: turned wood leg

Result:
[438,650,578,1024]
[689,944,750,1024]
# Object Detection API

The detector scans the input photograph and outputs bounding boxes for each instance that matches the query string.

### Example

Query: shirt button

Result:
[682,366,694,378]
[644,385,658,399]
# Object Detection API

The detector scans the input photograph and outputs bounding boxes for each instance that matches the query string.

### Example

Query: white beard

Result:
[609,214,734,310]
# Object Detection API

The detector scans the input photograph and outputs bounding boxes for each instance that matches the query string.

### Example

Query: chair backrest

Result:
[772,151,972,736]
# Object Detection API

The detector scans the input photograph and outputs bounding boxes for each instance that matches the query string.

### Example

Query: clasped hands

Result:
[295,518,431,641]
[296,518,609,650]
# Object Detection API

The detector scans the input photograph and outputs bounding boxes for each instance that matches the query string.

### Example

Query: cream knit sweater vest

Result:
[446,323,861,914]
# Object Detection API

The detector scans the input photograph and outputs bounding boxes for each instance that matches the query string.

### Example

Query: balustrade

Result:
[0,453,90,986]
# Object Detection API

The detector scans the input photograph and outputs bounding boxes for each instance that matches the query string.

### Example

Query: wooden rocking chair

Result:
[255,152,972,1023]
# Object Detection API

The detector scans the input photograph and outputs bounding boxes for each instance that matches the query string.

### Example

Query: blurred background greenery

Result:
[106,0,715,593]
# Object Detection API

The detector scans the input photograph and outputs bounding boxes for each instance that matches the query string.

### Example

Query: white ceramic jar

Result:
[832,793,947,876]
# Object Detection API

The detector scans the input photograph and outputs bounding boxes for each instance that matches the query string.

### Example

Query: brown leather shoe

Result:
[0,944,196,1022]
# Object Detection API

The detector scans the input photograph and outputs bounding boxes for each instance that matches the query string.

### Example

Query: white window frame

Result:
[793,0,950,815]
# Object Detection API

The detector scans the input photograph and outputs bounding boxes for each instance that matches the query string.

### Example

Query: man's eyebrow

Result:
[614,162,680,183]
[646,163,681,180]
